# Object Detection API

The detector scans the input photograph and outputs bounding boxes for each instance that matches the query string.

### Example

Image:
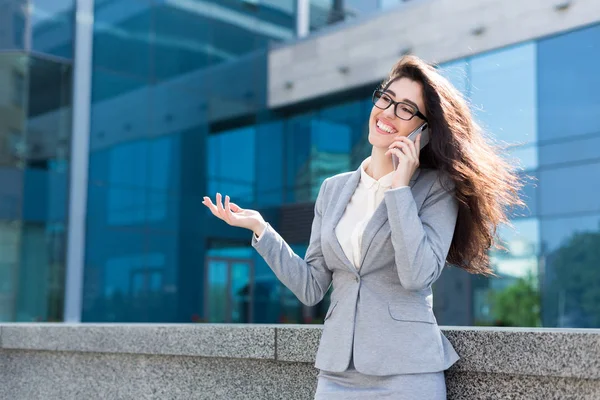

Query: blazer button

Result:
[355,277,359,282]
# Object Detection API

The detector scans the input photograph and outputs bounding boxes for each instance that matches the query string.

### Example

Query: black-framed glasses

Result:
[372,90,428,122]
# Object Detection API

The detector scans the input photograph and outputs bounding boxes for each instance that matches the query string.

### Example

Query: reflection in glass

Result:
[0,53,71,322]
[93,0,152,77]
[0,54,28,168]
[470,42,537,147]
[474,219,541,327]
[207,260,228,323]
[539,162,600,217]
[208,127,256,205]
[285,104,358,203]
[538,24,600,141]
[152,1,213,81]
[506,144,538,172]
[539,135,600,168]
[285,113,313,203]
[31,0,75,58]
[279,244,308,323]
[542,214,600,328]
[311,102,355,196]
[438,59,469,97]
[0,221,20,321]
[205,245,255,323]
[0,1,26,50]
[256,121,284,207]
[99,252,165,322]
[231,261,251,323]
[90,68,148,104]
[309,0,380,31]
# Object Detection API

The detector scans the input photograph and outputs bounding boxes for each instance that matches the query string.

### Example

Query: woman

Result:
[202,55,523,399]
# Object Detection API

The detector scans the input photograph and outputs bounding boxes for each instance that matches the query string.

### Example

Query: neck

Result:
[367,147,395,180]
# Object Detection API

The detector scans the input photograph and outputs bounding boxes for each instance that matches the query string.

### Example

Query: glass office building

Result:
[1,1,599,328]
[0,0,74,322]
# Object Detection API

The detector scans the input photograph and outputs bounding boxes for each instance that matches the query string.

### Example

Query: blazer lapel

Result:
[328,166,362,273]
[328,165,421,274]
[357,168,421,270]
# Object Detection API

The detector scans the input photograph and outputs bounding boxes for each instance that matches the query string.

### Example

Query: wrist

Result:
[252,221,267,236]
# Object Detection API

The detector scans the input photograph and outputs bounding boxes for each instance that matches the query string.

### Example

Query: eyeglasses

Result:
[372,89,428,122]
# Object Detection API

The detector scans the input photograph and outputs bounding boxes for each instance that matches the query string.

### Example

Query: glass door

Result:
[205,257,254,323]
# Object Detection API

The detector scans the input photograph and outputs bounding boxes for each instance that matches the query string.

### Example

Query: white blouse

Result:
[334,156,396,270]
[255,156,403,270]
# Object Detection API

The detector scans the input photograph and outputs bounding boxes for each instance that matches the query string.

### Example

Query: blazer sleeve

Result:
[251,178,332,306]
[383,171,459,291]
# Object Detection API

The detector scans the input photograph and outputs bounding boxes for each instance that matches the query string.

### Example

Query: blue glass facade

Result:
[0,0,74,322]
[82,0,294,322]
[2,0,599,329]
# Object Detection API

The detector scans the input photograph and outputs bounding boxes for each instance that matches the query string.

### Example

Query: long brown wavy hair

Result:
[381,55,525,275]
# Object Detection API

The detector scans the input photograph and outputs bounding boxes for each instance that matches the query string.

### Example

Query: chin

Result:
[368,127,392,149]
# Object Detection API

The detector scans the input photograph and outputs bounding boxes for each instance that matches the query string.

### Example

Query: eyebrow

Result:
[384,89,419,109]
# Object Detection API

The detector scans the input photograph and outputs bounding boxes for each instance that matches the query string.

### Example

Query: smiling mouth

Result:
[376,119,397,134]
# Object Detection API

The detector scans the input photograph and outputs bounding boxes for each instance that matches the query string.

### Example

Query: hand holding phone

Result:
[392,123,430,170]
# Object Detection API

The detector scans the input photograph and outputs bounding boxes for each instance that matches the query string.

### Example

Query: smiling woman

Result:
[203,54,525,399]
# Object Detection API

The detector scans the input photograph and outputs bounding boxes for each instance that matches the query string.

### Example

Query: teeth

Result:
[377,120,396,134]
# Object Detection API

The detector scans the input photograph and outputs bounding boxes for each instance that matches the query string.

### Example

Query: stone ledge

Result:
[0,324,276,360]
[1,324,599,380]
[445,327,600,380]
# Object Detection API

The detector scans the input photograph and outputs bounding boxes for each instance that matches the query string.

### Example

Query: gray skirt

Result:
[315,355,447,399]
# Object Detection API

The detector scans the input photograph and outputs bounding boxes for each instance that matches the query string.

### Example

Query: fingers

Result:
[388,137,419,163]
[202,193,226,221]
[229,202,241,212]
[202,196,218,215]
[386,142,410,159]
[202,194,242,224]
[395,137,417,158]
[224,195,237,224]
[216,193,225,216]
[385,148,406,161]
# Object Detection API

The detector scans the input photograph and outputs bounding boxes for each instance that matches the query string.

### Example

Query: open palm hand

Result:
[202,193,265,232]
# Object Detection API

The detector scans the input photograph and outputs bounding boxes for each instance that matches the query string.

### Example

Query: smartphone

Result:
[392,123,430,170]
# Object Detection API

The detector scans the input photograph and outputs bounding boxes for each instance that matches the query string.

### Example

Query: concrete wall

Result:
[268,0,600,108]
[1,324,599,399]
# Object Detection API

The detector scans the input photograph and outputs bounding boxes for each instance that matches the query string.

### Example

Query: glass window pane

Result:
[473,219,541,327]
[470,43,537,147]
[31,0,75,59]
[539,133,600,168]
[0,2,26,51]
[538,162,600,217]
[0,53,72,322]
[152,1,213,81]
[538,24,600,141]
[506,144,538,172]
[82,227,146,322]
[93,0,152,78]
[312,102,356,195]
[285,113,313,203]
[252,259,281,323]
[231,261,251,323]
[0,167,22,220]
[541,214,600,328]
[206,260,228,323]
[208,126,256,205]
[0,221,21,321]
[256,121,284,207]
[438,59,469,98]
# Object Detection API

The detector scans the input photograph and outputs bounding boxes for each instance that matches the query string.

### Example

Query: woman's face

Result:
[368,77,427,149]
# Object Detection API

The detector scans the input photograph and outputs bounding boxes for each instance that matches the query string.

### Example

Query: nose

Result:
[382,104,397,120]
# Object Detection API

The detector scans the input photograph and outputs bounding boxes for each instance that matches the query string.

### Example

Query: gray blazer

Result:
[251,164,460,376]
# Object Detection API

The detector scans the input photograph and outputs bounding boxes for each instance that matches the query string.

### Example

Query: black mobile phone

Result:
[392,123,430,170]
